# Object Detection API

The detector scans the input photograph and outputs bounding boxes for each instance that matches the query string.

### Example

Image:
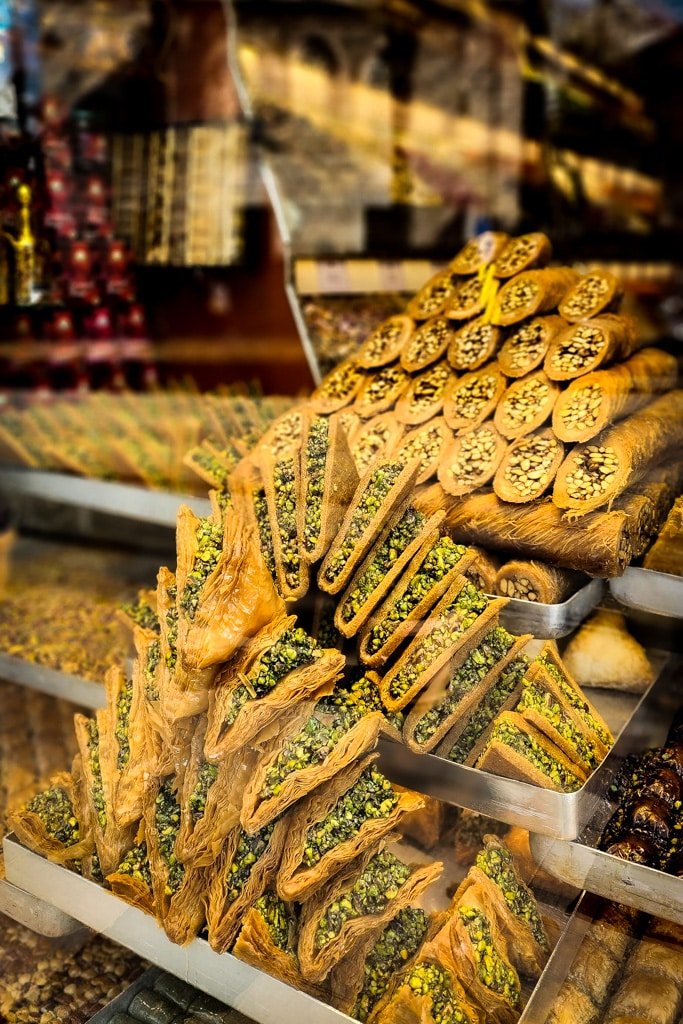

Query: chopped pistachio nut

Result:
[165,602,178,672]
[226,824,275,903]
[253,489,277,579]
[273,457,301,587]
[314,849,411,950]
[475,843,548,949]
[89,851,104,882]
[518,683,600,769]
[342,673,405,732]
[354,908,429,1021]
[340,505,426,623]
[304,417,329,552]
[317,602,344,649]
[483,719,583,791]
[302,766,398,868]
[413,627,515,746]
[323,461,405,584]
[26,785,80,846]
[224,627,320,728]
[189,449,232,488]
[120,596,160,633]
[87,720,107,830]
[188,761,219,821]
[538,655,611,747]
[447,656,529,763]
[366,536,466,655]
[254,892,296,952]
[115,675,134,770]
[145,638,161,700]
[179,518,223,620]
[155,780,184,895]
[117,842,152,889]
[388,583,489,699]
[404,961,475,1024]
[458,906,520,1006]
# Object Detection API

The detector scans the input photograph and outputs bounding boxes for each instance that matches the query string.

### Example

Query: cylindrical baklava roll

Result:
[443,363,506,433]
[257,405,305,461]
[497,315,566,378]
[492,233,552,278]
[493,371,561,440]
[391,417,451,485]
[493,429,565,503]
[437,422,507,496]
[494,560,582,603]
[493,267,579,326]
[553,390,683,515]
[544,314,643,381]
[552,347,678,443]
[350,412,405,478]
[446,317,502,371]
[401,316,455,373]
[558,269,623,322]
[449,230,510,275]
[406,269,458,320]
[395,361,455,426]
[353,363,412,419]
[444,275,488,320]
[356,315,415,369]
[310,359,366,413]
[446,492,632,577]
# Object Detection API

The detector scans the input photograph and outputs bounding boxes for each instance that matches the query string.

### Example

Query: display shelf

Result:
[379,652,673,840]
[0,652,105,708]
[0,469,211,527]
[496,578,604,639]
[609,565,683,619]
[0,876,88,937]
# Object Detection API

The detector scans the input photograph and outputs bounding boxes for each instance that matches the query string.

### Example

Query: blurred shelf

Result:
[0,652,105,708]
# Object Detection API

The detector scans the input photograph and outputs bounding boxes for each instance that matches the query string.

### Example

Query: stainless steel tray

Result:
[86,968,164,1024]
[494,578,604,639]
[0,469,211,528]
[379,652,674,840]
[530,656,683,923]
[609,565,683,618]
[0,652,105,708]
[0,875,89,937]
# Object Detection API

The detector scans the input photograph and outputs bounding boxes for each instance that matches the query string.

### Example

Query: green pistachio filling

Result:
[253,489,277,580]
[317,602,343,649]
[87,720,107,830]
[223,627,319,729]
[388,583,489,700]
[314,850,411,950]
[458,906,520,1006]
[144,638,161,700]
[404,962,475,1024]
[180,519,223,620]
[484,720,583,791]
[304,417,329,552]
[188,761,219,821]
[117,842,152,889]
[254,892,296,952]
[165,582,178,672]
[517,683,600,769]
[26,785,80,846]
[366,536,467,655]
[226,824,275,903]
[302,766,398,868]
[189,449,231,488]
[447,656,529,763]
[155,780,184,895]
[354,908,429,1021]
[120,596,160,633]
[216,488,232,514]
[273,457,300,587]
[323,461,405,584]
[89,851,104,882]
[340,505,426,623]
[414,628,515,746]
[537,655,611,748]
[260,703,362,800]
[475,844,548,949]
[341,673,405,732]
[115,676,134,770]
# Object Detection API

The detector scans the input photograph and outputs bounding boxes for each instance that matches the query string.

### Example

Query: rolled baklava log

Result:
[444,274,488,320]
[310,359,366,413]
[446,492,633,576]
[446,317,502,371]
[395,361,455,426]
[391,417,451,485]
[494,560,581,603]
[406,268,459,320]
[553,390,683,516]
[353,363,412,418]
[350,412,405,478]
[464,546,501,592]
[401,316,455,373]
[492,232,552,277]
[437,422,507,496]
[552,347,678,443]
[558,269,623,322]
[493,371,561,440]
[544,314,644,382]
[493,429,564,503]
[497,315,566,378]
[356,315,415,368]
[493,267,579,327]
[443,363,506,432]
[450,230,510,275]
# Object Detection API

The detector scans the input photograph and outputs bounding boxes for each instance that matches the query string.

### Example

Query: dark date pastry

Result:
[640,767,682,809]
[609,751,656,799]
[628,796,672,846]
[605,833,659,865]
[601,806,628,849]
[661,743,683,781]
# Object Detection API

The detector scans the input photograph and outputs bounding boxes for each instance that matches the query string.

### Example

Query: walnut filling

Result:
[395,423,445,478]
[353,908,429,1021]
[263,409,303,459]
[494,235,541,276]
[117,842,152,889]
[448,276,485,317]
[304,417,329,553]
[26,785,80,846]
[316,360,364,404]
[447,371,498,422]
[352,421,395,476]
[366,536,467,655]
[405,362,452,414]
[361,318,406,363]
[410,274,454,318]
[497,276,539,318]
[155,780,184,895]
[357,365,410,411]
[458,906,520,1006]
[563,445,619,501]
[314,850,411,950]
[548,324,606,374]
[447,656,529,763]
[559,382,603,432]
[449,320,497,368]
[499,378,551,430]
[502,435,561,498]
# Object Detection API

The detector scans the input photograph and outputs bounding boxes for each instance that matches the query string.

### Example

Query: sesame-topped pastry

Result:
[356,314,415,368]
[559,269,623,322]
[401,316,455,373]
[492,232,552,278]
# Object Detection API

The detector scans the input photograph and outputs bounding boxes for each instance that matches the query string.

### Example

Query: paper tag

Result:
[378,261,407,292]
[317,260,350,294]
